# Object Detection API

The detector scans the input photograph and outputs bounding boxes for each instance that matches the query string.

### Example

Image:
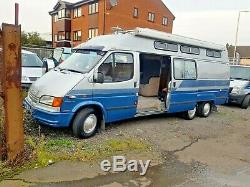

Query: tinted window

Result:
[154,41,178,52]
[22,53,43,67]
[98,53,134,83]
[180,45,200,55]
[206,50,221,58]
[174,59,197,80]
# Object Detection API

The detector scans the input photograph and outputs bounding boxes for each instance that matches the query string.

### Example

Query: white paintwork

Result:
[30,69,85,98]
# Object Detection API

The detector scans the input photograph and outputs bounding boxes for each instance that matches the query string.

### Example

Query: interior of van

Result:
[137,54,171,113]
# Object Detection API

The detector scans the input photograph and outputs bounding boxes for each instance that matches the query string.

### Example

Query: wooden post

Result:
[2,23,24,161]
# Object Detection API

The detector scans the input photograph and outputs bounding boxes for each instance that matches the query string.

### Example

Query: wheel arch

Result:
[70,101,107,128]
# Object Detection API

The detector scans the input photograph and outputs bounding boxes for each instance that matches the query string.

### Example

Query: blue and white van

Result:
[24,28,230,138]
[229,65,250,109]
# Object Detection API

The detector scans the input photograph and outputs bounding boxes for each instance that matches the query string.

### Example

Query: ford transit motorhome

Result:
[229,65,250,109]
[24,28,230,138]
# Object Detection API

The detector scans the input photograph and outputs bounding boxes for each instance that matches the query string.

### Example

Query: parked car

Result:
[44,47,72,70]
[229,65,250,109]
[22,50,47,88]
[24,28,230,138]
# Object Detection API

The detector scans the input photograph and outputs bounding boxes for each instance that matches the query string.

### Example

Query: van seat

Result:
[139,77,160,97]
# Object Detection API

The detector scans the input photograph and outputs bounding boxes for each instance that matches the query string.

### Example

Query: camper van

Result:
[229,65,250,109]
[24,28,230,138]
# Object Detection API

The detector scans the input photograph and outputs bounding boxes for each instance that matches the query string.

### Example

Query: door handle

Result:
[134,82,137,88]
[173,82,176,88]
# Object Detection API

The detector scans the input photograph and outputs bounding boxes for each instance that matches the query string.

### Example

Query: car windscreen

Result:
[22,53,43,67]
[230,66,250,81]
[58,50,106,73]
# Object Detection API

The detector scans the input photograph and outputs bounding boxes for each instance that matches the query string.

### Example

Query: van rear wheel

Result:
[197,102,211,118]
[241,95,250,109]
[72,108,98,139]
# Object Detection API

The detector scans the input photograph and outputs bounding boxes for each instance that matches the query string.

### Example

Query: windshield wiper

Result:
[59,68,83,74]
[231,77,248,81]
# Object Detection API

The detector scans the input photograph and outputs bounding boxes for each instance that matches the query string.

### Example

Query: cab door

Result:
[168,58,198,113]
[92,51,139,123]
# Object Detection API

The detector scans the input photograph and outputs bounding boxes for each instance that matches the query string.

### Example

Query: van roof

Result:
[78,28,226,52]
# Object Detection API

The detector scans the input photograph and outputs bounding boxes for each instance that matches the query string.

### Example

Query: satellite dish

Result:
[110,0,118,7]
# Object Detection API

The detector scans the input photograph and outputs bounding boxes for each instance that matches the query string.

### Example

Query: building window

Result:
[174,59,197,80]
[54,14,58,22]
[58,9,70,19]
[58,32,65,41]
[148,12,155,22]
[73,7,82,18]
[73,31,82,41]
[54,34,58,42]
[89,2,99,14]
[162,17,168,25]
[65,32,71,40]
[133,7,138,18]
[88,28,98,39]
[98,53,134,83]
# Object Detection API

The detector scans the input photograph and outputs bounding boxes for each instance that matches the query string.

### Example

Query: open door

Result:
[168,58,198,113]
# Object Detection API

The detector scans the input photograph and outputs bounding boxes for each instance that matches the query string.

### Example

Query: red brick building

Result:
[49,0,175,47]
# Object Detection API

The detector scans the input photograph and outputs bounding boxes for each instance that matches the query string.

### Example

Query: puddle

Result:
[35,154,206,187]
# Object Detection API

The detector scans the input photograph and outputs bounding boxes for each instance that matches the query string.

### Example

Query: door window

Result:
[98,53,134,83]
[174,59,197,80]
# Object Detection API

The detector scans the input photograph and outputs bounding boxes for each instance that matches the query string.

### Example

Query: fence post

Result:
[0,28,3,160]
[2,23,24,162]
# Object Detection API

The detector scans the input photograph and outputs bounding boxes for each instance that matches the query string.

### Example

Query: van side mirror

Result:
[94,72,104,83]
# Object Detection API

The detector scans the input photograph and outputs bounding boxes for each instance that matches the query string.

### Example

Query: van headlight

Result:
[231,86,244,95]
[39,96,63,107]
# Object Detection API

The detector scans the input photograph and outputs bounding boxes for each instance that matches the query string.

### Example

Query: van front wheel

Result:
[72,108,98,139]
[197,102,211,118]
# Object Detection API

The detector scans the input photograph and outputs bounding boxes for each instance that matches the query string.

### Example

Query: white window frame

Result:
[162,17,168,25]
[73,31,82,41]
[133,7,138,18]
[148,12,155,22]
[89,2,99,15]
[73,7,82,18]
[88,28,98,39]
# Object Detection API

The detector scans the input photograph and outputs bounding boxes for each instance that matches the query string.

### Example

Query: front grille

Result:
[28,92,39,103]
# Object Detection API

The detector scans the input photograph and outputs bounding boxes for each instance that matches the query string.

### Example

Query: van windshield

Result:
[58,50,106,73]
[230,66,250,81]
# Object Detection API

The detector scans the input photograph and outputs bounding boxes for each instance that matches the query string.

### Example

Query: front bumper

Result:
[229,93,246,105]
[23,98,74,128]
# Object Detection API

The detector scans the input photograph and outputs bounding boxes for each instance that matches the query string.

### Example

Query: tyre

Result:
[183,106,197,120]
[241,95,250,109]
[197,102,211,118]
[72,108,99,139]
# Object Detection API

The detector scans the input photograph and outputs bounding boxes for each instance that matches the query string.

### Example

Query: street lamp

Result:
[233,10,250,64]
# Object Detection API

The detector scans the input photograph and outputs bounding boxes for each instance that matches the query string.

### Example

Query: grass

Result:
[0,134,149,181]
[0,90,151,181]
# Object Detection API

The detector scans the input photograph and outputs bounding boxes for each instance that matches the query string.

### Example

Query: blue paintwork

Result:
[25,79,229,128]
[92,88,138,122]
[168,80,229,113]
[23,98,74,127]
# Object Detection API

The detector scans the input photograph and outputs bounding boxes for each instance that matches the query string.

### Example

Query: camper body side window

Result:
[174,59,197,80]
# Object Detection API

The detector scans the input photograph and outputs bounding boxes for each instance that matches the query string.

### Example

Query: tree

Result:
[21,32,46,47]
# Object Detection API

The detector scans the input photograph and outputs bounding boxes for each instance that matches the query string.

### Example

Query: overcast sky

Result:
[0,0,249,45]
